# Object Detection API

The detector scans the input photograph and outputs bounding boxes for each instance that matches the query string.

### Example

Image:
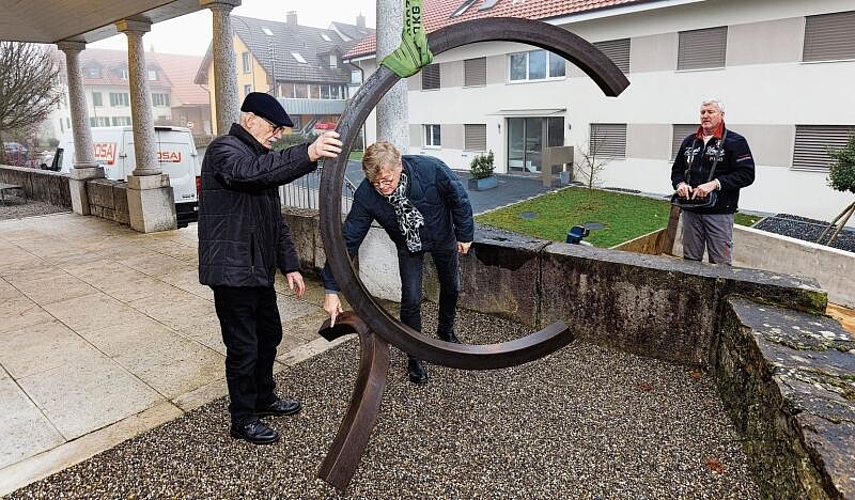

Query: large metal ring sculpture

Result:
[317,17,630,491]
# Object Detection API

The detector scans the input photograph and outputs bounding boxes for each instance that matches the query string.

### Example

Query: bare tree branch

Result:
[0,42,60,161]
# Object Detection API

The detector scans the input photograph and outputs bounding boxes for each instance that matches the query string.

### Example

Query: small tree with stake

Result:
[817,134,855,246]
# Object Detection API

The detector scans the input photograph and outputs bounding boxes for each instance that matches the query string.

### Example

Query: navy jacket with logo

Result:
[670,124,755,214]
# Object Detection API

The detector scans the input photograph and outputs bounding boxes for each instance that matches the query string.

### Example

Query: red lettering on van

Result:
[157,151,182,163]
[92,143,116,165]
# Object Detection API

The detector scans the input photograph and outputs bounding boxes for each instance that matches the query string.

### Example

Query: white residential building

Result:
[345,0,855,222]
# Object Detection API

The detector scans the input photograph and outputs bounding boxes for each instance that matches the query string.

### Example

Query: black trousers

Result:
[397,247,460,346]
[211,285,282,425]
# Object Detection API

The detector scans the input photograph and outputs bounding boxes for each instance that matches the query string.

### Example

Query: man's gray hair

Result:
[701,98,725,114]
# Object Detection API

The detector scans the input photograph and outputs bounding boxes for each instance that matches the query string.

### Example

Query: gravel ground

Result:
[754,213,855,253]
[0,195,69,220]
[11,304,759,499]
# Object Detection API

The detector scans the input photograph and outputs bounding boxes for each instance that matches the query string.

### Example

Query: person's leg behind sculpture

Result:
[212,286,280,444]
[681,210,707,262]
[397,249,429,384]
[431,248,461,344]
[702,213,734,265]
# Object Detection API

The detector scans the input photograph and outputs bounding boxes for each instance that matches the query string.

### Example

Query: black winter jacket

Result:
[321,155,473,292]
[198,123,316,287]
[670,124,755,214]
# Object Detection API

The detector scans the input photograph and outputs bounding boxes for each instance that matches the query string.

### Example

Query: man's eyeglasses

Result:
[258,115,285,135]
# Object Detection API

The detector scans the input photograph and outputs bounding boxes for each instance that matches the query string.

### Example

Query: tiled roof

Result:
[147,53,208,107]
[53,48,172,91]
[345,0,651,59]
[196,16,375,85]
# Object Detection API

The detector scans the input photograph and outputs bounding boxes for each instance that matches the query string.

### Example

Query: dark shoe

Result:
[438,330,461,344]
[407,358,428,385]
[230,419,279,445]
[255,398,302,417]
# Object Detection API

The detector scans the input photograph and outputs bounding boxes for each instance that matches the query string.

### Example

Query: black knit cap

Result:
[240,92,294,128]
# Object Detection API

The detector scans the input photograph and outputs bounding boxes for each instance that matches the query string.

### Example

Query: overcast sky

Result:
[90,0,377,56]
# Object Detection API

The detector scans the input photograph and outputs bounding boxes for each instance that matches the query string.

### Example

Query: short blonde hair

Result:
[362,141,401,180]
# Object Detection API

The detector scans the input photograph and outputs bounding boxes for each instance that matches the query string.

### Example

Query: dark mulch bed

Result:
[753,213,855,253]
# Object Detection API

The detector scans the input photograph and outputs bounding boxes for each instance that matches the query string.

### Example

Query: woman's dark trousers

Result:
[397,247,460,338]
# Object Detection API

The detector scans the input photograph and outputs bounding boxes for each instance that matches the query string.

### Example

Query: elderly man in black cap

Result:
[198,92,342,444]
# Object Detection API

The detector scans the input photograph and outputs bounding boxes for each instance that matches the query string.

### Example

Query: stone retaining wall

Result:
[86,178,129,225]
[0,165,71,208]
[283,207,853,498]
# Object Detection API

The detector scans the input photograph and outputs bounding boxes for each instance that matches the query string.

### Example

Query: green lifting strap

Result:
[380,0,434,78]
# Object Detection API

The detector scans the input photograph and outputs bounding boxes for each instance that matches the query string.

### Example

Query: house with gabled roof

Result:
[195,11,374,135]
[344,0,855,222]
[48,48,209,140]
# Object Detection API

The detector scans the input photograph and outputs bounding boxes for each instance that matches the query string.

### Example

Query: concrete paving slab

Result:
[40,292,150,335]
[0,401,182,497]
[127,292,217,331]
[0,379,65,470]
[0,278,21,300]
[112,335,224,400]
[94,273,183,304]
[0,295,39,320]
[0,307,55,336]
[2,266,68,286]
[16,357,164,440]
[276,294,323,320]
[12,274,100,306]
[0,320,104,379]
[78,316,179,358]
[281,309,330,342]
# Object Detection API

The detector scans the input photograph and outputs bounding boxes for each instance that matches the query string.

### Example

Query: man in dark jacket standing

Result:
[199,92,341,444]
[671,98,754,265]
[321,141,474,385]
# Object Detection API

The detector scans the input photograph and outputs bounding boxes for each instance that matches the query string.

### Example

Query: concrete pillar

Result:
[376,0,409,152]
[201,0,241,136]
[116,18,177,232]
[57,41,104,215]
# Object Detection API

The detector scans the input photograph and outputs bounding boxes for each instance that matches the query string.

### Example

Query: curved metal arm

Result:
[320,17,627,369]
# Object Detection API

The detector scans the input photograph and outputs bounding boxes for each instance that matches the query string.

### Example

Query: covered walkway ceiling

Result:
[0,0,205,44]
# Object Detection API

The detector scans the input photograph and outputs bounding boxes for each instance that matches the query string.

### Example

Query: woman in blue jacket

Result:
[322,142,474,384]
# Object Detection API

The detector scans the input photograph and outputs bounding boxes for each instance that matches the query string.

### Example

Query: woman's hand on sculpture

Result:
[324,293,344,327]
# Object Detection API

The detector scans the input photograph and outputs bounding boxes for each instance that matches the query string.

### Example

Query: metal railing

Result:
[280,168,356,213]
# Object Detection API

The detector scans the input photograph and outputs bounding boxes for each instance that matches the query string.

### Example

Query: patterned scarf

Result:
[384,171,424,253]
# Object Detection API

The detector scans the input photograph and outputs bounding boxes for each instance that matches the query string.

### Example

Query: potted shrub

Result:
[467,150,497,190]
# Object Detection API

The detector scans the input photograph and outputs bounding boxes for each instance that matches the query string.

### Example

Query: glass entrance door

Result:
[507,117,564,173]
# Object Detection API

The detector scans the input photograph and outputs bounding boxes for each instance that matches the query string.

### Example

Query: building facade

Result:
[346,0,855,222]
[49,49,210,141]
[195,11,373,135]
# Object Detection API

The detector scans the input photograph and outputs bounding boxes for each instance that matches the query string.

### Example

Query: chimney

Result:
[286,11,297,27]
[356,13,365,29]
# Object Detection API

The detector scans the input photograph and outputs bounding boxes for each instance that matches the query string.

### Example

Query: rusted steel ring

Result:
[320,17,629,369]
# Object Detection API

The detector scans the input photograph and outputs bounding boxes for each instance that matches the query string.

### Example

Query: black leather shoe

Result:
[230,419,279,445]
[407,358,428,385]
[438,330,461,343]
[255,398,302,417]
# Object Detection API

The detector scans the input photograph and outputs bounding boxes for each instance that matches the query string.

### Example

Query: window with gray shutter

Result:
[590,124,627,159]
[803,11,855,62]
[464,57,487,87]
[678,27,727,70]
[671,124,698,161]
[792,125,855,171]
[464,124,487,151]
[422,63,440,90]
[594,38,631,74]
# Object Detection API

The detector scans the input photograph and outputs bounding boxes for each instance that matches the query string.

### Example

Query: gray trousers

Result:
[681,211,734,265]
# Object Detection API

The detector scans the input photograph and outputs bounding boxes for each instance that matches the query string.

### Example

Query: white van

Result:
[53,126,200,226]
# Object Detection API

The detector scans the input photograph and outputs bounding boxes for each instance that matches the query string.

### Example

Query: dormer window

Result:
[147,69,158,81]
[291,52,307,64]
[86,67,100,78]
[262,27,274,36]
[120,68,129,80]
[329,54,338,68]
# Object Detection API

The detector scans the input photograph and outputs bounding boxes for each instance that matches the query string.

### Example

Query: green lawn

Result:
[475,187,760,248]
